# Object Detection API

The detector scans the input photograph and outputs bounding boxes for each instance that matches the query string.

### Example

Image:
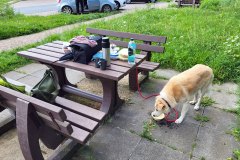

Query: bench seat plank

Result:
[38,113,73,135]
[137,61,160,71]
[55,96,105,121]
[63,109,98,132]
[70,125,91,144]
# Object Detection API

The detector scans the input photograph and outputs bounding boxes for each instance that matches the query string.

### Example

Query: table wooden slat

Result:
[88,62,129,73]
[18,51,59,63]
[37,45,64,54]
[28,48,63,58]
[55,61,124,81]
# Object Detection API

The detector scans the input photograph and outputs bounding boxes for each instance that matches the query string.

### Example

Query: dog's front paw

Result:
[194,105,200,111]
[175,118,183,124]
[189,100,197,105]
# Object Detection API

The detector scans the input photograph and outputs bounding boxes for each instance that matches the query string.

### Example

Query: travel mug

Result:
[94,58,100,68]
[99,59,107,70]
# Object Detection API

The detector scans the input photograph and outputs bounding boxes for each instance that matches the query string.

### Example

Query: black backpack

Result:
[70,36,102,64]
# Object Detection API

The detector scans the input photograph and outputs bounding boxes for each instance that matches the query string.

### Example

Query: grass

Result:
[193,113,210,122]
[1,6,240,83]
[0,12,116,40]
[200,96,216,107]
[149,71,169,80]
[140,120,156,141]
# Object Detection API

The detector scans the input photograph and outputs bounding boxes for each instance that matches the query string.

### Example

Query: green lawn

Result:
[0,12,116,40]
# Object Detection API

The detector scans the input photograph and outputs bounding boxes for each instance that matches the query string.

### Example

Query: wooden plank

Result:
[141,61,160,67]
[0,86,66,122]
[53,41,64,45]
[110,40,165,53]
[86,28,167,43]
[45,43,63,49]
[70,125,91,144]
[28,48,63,58]
[38,113,73,135]
[17,51,59,63]
[64,109,98,132]
[37,45,64,54]
[88,61,129,73]
[54,61,124,81]
[55,96,105,122]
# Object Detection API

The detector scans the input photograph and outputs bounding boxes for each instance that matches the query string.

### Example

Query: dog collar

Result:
[162,98,172,109]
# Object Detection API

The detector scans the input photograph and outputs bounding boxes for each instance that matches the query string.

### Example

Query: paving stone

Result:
[155,69,180,79]
[15,63,47,75]
[129,139,190,160]
[193,126,240,160]
[17,75,41,87]
[202,107,237,132]
[3,71,26,80]
[207,89,238,110]
[151,121,199,154]
[70,126,141,160]
[30,68,47,78]
[0,128,54,160]
[65,69,85,85]
[212,83,238,94]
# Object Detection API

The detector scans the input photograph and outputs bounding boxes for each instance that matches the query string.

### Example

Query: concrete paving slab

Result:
[208,89,238,110]
[129,139,190,160]
[151,122,199,154]
[202,107,237,132]
[70,126,141,160]
[15,63,47,75]
[65,69,85,85]
[155,68,180,79]
[193,126,240,160]
[3,71,26,81]
[0,128,54,160]
[17,75,41,87]
[30,68,47,78]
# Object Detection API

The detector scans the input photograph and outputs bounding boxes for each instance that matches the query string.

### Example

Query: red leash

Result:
[135,68,178,122]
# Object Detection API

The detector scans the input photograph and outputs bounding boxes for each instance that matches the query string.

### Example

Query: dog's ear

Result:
[155,96,165,110]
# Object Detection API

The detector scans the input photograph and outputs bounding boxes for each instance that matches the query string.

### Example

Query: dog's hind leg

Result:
[189,92,199,105]
[175,103,189,124]
[194,87,207,110]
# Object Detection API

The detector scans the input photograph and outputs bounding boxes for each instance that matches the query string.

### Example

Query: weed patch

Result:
[140,120,156,141]
[201,96,216,107]
[194,113,210,122]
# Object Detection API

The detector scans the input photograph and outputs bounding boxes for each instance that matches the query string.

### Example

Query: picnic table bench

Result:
[86,28,167,89]
[0,30,167,159]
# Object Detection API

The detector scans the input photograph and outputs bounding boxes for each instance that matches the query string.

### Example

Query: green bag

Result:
[31,69,59,103]
[0,75,26,93]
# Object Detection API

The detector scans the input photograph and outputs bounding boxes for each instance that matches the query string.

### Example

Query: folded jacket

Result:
[70,36,97,47]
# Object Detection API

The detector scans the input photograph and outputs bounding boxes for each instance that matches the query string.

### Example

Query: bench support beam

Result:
[16,98,44,160]
[99,78,124,114]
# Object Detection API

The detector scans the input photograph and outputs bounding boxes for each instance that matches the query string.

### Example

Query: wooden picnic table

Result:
[17,41,146,114]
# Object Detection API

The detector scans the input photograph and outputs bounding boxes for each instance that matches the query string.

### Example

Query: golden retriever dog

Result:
[152,64,214,124]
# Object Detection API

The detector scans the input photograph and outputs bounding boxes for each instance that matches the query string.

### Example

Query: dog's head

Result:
[152,96,170,117]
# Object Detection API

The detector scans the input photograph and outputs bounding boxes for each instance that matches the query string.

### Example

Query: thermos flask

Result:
[102,37,111,66]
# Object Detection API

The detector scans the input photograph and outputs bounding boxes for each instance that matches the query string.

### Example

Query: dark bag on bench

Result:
[31,69,59,103]
[70,36,102,64]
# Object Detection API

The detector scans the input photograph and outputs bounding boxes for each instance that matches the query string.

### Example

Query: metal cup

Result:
[98,59,107,70]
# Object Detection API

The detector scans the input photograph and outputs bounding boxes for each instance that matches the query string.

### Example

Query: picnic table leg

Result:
[99,78,124,114]
[16,98,44,160]
[47,65,76,88]
[129,68,138,91]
